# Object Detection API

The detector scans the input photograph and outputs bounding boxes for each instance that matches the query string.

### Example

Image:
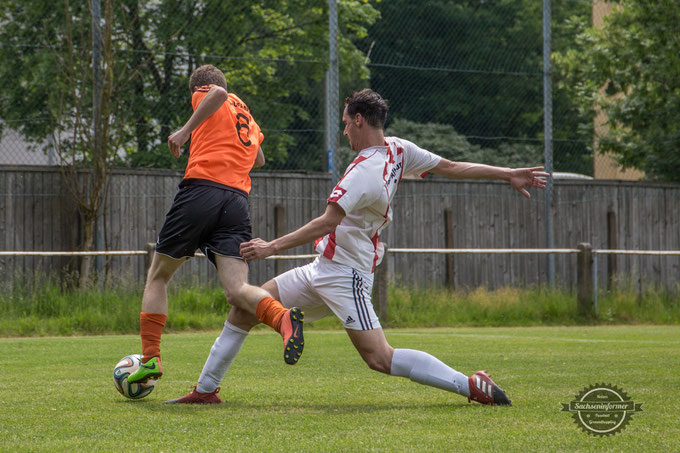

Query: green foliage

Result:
[554,1,680,181]
[363,0,592,174]
[385,117,544,168]
[1,326,679,450]
[0,0,379,170]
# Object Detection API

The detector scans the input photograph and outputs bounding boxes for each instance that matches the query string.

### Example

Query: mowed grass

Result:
[1,326,678,452]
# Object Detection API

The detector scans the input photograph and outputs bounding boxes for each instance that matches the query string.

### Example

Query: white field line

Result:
[3,329,678,346]
[282,329,680,345]
[383,331,680,345]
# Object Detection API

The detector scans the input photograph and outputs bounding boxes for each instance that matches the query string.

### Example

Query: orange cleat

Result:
[280,308,304,365]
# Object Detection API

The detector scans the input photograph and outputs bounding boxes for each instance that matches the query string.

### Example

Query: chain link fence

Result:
[0,0,658,181]
[2,0,680,292]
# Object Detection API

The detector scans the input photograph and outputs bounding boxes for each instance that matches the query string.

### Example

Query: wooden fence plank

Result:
[1,168,679,293]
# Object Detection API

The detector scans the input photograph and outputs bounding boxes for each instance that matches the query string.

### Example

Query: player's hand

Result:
[509,166,550,198]
[168,128,190,158]
[240,238,276,261]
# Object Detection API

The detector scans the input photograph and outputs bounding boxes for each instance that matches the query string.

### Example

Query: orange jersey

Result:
[184,86,264,193]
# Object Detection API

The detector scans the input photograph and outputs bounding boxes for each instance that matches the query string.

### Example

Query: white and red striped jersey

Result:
[314,136,441,273]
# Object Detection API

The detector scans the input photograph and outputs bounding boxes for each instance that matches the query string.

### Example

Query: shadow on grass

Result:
[127,399,496,414]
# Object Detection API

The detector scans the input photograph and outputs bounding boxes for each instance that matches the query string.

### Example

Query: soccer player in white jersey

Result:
[167,88,548,405]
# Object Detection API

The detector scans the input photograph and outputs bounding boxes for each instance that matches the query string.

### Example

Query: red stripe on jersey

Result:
[314,237,323,248]
[344,151,379,180]
[371,231,380,272]
[386,145,395,164]
[328,150,379,202]
[323,231,337,260]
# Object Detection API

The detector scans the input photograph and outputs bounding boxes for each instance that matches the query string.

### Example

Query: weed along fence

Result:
[3,245,679,318]
[371,246,680,319]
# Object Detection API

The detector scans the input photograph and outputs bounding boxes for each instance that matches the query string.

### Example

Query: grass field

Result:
[1,325,678,452]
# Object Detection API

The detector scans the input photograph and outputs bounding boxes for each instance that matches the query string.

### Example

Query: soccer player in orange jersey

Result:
[128,65,304,384]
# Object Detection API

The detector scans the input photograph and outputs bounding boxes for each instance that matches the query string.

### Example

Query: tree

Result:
[385,117,543,168]
[114,0,379,171]
[361,0,592,174]
[0,0,380,283]
[0,1,380,171]
[0,0,127,285]
[555,1,680,181]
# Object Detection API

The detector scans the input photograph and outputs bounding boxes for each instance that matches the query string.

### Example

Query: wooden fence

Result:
[1,166,679,292]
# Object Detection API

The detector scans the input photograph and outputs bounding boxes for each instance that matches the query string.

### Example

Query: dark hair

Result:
[189,64,228,92]
[344,89,389,129]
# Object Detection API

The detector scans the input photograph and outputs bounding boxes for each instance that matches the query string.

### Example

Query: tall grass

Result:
[0,274,677,336]
[387,284,680,327]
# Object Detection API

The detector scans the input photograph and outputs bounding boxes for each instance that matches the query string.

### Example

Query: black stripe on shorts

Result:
[352,270,373,330]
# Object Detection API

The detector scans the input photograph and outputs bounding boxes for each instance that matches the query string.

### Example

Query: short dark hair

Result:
[344,89,389,129]
[189,64,228,92]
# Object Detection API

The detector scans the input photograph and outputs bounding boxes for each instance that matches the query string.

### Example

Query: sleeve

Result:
[191,91,206,111]
[328,161,381,214]
[191,85,212,111]
[401,139,442,178]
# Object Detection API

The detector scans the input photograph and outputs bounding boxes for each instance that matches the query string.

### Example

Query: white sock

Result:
[390,348,470,397]
[196,321,249,393]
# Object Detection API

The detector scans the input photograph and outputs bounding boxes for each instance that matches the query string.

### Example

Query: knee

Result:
[223,286,240,306]
[362,348,394,374]
[223,283,248,308]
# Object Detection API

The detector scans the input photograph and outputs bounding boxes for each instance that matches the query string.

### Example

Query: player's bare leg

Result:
[166,279,293,404]
[345,327,394,374]
[346,328,510,405]
[166,306,260,404]
[215,255,304,364]
[129,253,186,384]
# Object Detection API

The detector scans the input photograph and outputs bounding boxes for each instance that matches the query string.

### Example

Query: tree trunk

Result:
[79,213,96,288]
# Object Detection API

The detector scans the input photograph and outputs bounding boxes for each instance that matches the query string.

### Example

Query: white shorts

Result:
[274,256,381,330]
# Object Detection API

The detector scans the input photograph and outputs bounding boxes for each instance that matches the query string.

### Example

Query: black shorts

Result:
[156,180,251,266]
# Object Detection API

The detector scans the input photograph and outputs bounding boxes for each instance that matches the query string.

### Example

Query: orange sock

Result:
[140,312,167,362]
[255,297,288,334]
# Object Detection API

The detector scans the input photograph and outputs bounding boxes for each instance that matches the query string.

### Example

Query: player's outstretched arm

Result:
[167,86,228,157]
[240,202,345,261]
[430,158,549,198]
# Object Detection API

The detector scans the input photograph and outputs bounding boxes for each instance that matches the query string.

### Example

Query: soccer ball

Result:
[113,354,156,399]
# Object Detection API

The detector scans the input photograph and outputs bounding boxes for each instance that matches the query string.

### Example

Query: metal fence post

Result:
[326,0,340,184]
[373,246,389,321]
[543,0,555,287]
[607,210,617,290]
[444,209,455,290]
[274,205,286,275]
[577,242,595,317]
